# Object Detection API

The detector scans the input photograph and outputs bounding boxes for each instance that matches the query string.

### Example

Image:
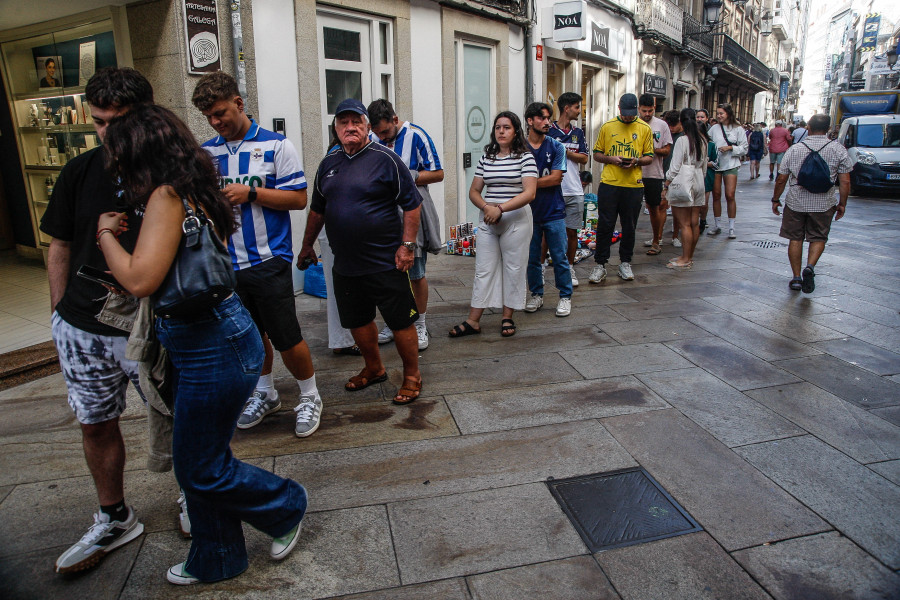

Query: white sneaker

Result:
[707,226,721,236]
[294,394,322,438]
[555,297,572,317]
[643,206,650,215]
[643,239,655,247]
[167,562,200,585]
[55,507,144,573]
[525,294,544,312]
[589,265,607,284]
[271,521,303,560]
[618,262,635,280]
[672,238,682,248]
[177,491,191,538]
[377,325,394,344]
[416,324,429,350]
[728,228,736,239]
[570,267,579,287]
[666,208,672,215]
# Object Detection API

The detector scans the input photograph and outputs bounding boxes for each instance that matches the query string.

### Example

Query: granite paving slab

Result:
[642,268,732,286]
[607,298,724,320]
[0,485,11,505]
[735,435,900,569]
[230,398,459,459]
[275,420,635,512]
[595,532,771,600]
[332,579,472,600]
[684,313,820,361]
[601,410,828,551]
[871,406,900,427]
[732,531,900,600]
[811,295,900,328]
[120,506,399,599]
[729,309,845,343]
[811,337,900,376]
[466,555,620,600]
[636,368,803,447]
[563,288,638,307]
[869,460,900,486]
[388,483,586,584]
[559,342,694,379]
[417,352,584,396]
[617,282,734,303]
[510,303,630,329]
[445,376,669,435]
[714,278,838,316]
[598,317,709,345]
[809,313,900,353]
[746,383,900,463]
[665,338,800,391]
[773,355,900,409]
[0,538,143,600]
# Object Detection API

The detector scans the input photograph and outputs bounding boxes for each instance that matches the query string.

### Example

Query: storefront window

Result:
[546,59,567,118]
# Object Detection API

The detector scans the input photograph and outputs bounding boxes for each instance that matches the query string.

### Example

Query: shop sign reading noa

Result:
[553,1,588,42]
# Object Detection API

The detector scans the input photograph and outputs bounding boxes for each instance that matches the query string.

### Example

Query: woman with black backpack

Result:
[747,123,766,180]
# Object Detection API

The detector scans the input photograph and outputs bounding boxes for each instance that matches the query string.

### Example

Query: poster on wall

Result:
[35,56,62,88]
[79,41,96,86]
[182,0,222,74]
[859,14,881,53]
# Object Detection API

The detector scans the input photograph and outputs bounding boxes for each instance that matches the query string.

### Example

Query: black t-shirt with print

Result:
[40,148,142,336]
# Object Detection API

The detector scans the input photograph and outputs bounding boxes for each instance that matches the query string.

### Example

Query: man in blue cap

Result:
[298,99,424,405]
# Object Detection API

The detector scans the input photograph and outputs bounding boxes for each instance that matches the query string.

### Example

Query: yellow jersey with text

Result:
[592,117,655,188]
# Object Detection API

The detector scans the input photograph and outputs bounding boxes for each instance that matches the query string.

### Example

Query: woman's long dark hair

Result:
[484,111,528,160]
[104,104,236,237]
[717,103,740,127]
[680,108,708,162]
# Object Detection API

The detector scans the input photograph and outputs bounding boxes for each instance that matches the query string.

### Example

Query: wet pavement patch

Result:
[547,467,701,552]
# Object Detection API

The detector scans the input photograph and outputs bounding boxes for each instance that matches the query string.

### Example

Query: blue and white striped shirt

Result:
[370,121,442,173]
[202,120,306,270]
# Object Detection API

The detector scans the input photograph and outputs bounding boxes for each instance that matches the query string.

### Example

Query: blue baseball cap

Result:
[334,98,368,118]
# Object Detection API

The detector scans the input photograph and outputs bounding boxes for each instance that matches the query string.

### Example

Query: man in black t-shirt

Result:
[39,68,154,574]
[298,99,423,406]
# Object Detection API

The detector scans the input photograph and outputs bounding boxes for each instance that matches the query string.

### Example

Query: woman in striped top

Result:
[449,111,537,338]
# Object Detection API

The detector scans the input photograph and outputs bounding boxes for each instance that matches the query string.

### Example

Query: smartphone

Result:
[620,157,635,167]
[76,264,122,289]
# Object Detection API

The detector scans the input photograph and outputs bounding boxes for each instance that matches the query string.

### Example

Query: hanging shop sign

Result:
[591,22,610,56]
[553,1,587,42]
[644,74,667,97]
[182,0,222,74]
[859,14,881,53]
[779,80,789,101]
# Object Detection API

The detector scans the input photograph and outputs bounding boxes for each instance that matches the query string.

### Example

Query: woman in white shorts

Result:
[449,111,537,338]
[662,108,708,270]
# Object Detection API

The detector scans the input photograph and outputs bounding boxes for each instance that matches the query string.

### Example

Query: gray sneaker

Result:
[377,325,394,344]
[294,394,322,438]
[55,507,144,573]
[525,293,543,312]
[236,390,281,430]
[589,264,607,284]
[618,262,635,280]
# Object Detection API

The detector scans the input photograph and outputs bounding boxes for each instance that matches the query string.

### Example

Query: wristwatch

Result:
[248,185,257,202]
[401,241,416,251]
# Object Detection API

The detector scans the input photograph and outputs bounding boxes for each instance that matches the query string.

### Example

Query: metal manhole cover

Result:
[547,467,701,552]
[749,240,786,248]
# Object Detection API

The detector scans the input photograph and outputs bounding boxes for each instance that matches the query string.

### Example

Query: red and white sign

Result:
[536,44,543,61]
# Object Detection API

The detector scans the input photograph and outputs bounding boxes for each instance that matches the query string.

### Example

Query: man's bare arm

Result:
[48,238,71,313]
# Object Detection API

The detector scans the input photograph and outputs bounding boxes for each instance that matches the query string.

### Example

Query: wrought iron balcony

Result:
[778,59,792,79]
[720,35,776,88]
[635,0,683,47]
[682,11,713,60]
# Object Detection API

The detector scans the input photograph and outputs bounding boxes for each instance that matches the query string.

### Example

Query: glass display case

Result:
[1,17,119,247]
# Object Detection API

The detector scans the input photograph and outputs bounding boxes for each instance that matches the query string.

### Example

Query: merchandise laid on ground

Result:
[1,163,899,599]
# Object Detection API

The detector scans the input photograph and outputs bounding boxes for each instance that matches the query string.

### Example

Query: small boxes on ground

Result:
[447,221,476,256]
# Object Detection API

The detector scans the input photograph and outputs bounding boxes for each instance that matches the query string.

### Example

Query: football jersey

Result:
[548,122,588,195]
[592,117,655,188]
[202,120,306,270]
[370,121,442,173]
[528,136,567,224]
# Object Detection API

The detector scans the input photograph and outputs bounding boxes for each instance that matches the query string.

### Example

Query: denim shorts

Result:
[51,312,142,424]
[408,254,427,281]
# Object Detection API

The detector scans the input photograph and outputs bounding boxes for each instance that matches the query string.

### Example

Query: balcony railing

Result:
[636,0,683,46]
[778,59,792,78]
[721,35,776,87]
[682,12,713,60]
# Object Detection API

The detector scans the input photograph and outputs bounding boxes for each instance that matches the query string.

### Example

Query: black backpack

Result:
[796,141,836,194]
[748,131,764,150]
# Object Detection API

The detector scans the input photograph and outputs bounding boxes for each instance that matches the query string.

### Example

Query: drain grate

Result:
[548,467,701,552]
[749,240,786,248]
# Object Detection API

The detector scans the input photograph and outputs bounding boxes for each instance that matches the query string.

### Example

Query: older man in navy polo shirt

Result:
[298,99,423,405]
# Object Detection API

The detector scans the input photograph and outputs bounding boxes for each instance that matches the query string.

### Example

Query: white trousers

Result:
[471,205,533,310]
[319,233,355,349]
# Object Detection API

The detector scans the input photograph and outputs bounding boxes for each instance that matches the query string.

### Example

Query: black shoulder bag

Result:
[152,197,236,318]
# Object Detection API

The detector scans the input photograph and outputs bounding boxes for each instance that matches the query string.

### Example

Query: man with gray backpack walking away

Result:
[771,114,852,293]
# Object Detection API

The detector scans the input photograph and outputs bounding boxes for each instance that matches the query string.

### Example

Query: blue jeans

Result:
[527,218,572,298]
[156,294,307,582]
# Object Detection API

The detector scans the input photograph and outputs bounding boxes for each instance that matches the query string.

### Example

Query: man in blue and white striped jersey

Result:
[192,72,323,439]
[367,99,444,351]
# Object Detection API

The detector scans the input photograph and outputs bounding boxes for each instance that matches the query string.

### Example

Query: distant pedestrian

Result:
[588,93,654,284]
[708,103,748,239]
[637,94,673,256]
[450,111,537,338]
[747,123,766,179]
[696,108,714,233]
[767,120,792,180]
[792,121,808,145]
[771,114,851,293]
[662,110,684,248]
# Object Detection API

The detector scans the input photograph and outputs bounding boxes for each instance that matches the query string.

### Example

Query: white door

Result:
[317,13,372,151]
[456,40,495,224]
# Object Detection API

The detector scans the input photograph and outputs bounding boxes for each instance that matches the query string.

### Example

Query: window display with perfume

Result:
[1,17,118,246]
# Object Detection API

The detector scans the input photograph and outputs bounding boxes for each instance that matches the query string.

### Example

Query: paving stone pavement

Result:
[1,166,899,599]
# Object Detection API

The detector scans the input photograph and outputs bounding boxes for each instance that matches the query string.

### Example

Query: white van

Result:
[837,114,900,194]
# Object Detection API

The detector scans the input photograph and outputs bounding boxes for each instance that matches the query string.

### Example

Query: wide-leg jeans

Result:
[526,217,572,298]
[156,294,307,582]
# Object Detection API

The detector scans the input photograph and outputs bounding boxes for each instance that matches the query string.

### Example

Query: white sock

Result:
[297,374,319,399]
[728,218,735,230]
[416,313,426,327]
[256,373,274,395]
[714,217,721,228]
